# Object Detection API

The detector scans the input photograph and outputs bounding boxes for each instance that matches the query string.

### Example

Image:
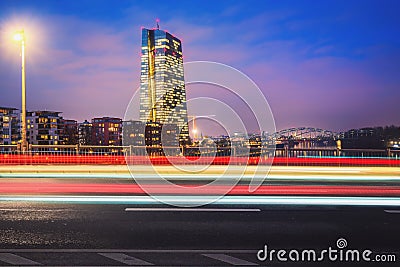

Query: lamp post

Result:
[188,115,215,143]
[13,30,28,152]
[187,115,198,142]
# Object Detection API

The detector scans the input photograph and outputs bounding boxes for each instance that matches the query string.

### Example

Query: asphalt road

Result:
[0,165,399,265]
[0,202,399,266]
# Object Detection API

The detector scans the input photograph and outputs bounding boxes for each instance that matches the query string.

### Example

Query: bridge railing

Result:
[0,144,399,166]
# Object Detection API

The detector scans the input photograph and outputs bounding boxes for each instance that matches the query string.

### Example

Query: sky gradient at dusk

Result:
[0,0,399,133]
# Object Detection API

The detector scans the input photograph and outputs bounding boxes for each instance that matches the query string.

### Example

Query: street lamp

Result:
[187,115,198,141]
[188,115,215,142]
[13,29,28,152]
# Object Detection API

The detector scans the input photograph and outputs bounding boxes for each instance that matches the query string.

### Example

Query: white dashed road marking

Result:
[98,252,153,265]
[203,254,258,266]
[384,209,400,213]
[125,208,261,212]
[0,253,41,265]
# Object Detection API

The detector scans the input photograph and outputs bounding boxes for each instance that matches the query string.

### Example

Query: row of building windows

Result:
[0,108,124,146]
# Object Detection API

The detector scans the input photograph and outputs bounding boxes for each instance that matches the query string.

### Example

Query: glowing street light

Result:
[13,29,28,152]
[188,115,198,141]
[13,32,24,41]
[188,115,215,142]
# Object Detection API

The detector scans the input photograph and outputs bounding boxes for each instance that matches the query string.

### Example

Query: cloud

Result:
[0,2,399,134]
[6,14,141,121]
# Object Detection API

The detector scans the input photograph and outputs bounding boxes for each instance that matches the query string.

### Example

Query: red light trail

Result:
[0,183,399,196]
[0,155,399,166]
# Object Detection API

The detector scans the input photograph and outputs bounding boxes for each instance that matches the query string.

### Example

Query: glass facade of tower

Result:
[139,28,190,145]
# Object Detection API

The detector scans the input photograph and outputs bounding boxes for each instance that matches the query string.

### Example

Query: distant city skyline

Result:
[0,0,399,134]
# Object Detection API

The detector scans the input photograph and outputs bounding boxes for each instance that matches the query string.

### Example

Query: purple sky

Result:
[0,0,399,133]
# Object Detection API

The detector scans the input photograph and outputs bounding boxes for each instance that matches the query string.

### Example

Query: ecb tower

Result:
[139,24,190,145]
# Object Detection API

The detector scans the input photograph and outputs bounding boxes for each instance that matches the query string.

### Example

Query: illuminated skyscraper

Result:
[139,25,190,145]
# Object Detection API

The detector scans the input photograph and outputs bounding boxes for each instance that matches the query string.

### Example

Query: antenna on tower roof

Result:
[156,18,160,30]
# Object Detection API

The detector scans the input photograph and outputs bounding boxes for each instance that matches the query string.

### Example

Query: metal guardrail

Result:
[1,145,399,157]
[0,144,399,166]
